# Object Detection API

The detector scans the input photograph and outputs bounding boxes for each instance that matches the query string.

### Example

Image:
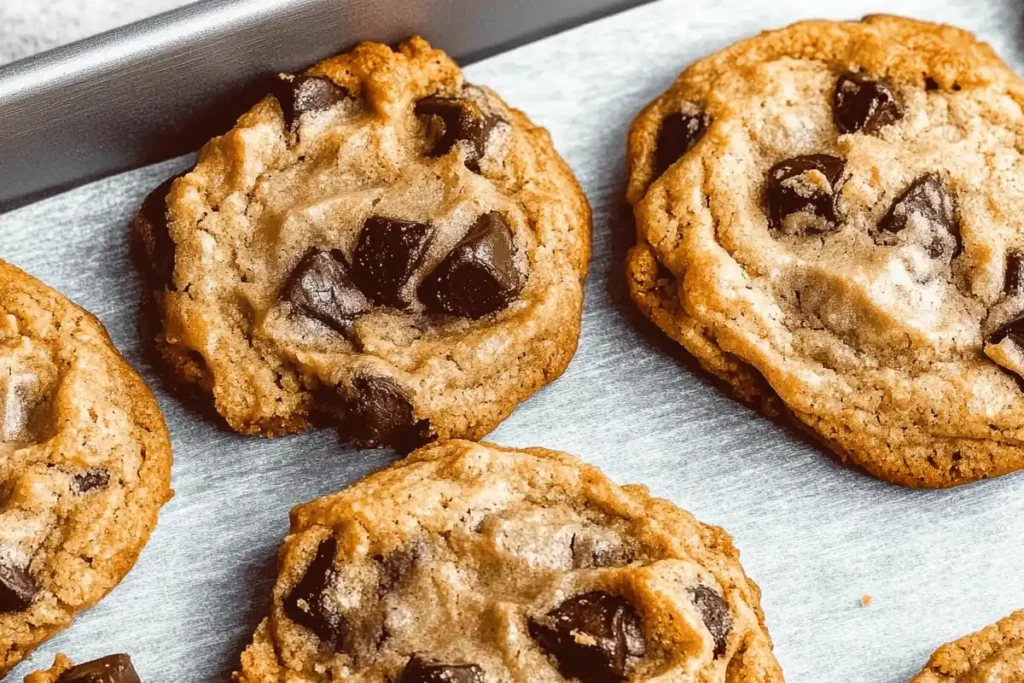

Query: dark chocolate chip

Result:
[73,468,110,494]
[284,250,372,336]
[689,585,732,658]
[0,561,37,613]
[139,174,185,291]
[271,75,350,129]
[1005,251,1024,296]
[833,73,903,135]
[415,95,501,172]
[418,212,522,319]
[766,154,846,234]
[283,537,347,650]
[399,655,485,683]
[570,535,629,569]
[57,654,141,683]
[322,375,434,452]
[878,174,960,258]
[376,545,422,595]
[529,591,645,683]
[987,312,1024,347]
[655,110,710,177]
[352,217,434,309]
[925,76,940,91]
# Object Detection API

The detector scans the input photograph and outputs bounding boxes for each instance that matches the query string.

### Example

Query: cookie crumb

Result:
[860,594,872,607]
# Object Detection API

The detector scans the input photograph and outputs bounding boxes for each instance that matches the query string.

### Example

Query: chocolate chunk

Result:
[284,250,372,336]
[376,545,422,595]
[418,212,522,318]
[0,561,37,613]
[878,174,960,258]
[689,585,732,658]
[352,217,434,309]
[570,535,629,569]
[271,75,349,129]
[139,174,185,291]
[415,95,501,172]
[283,537,347,650]
[323,375,434,452]
[655,110,710,177]
[529,591,645,683]
[1005,250,1024,296]
[73,468,110,494]
[399,655,485,683]
[987,313,1024,347]
[57,654,141,683]
[766,154,846,234]
[833,73,903,135]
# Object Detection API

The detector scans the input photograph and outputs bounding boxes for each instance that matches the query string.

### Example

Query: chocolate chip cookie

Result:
[913,610,1024,682]
[135,36,590,451]
[234,440,782,683]
[0,260,173,674]
[626,15,1024,487]
[25,654,141,683]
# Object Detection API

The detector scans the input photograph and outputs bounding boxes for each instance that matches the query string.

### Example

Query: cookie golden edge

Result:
[912,610,1024,682]
[232,439,783,683]
[0,260,173,675]
[624,14,1024,489]
[133,36,591,443]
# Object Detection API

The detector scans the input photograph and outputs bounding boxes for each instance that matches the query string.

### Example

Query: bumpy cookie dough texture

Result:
[0,260,173,675]
[627,15,1024,487]
[135,36,590,450]
[913,610,1024,682]
[234,440,782,683]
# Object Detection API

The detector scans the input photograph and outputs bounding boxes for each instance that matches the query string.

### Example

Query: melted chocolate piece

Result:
[399,655,485,683]
[415,95,502,172]
[833,73,903,135]
[283,537,347,650]
[689,585,732,658]
[352,217,434,309]
[284,250,372,336]
[529,591,645,683]
[323,375,434,452]
[139,174,185,291]
[1006,250,1024,296]
[57,654,141,683]
[655,110,710,177]
[418,212,522,318]
[987,313,1024,347]
[0,561,37,613]
[73,468,111,494]
[765,154,846,234]
[270,75,349,129]
[878,174,960,258]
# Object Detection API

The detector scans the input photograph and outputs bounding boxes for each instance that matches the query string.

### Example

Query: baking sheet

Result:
[2,0,1023,680]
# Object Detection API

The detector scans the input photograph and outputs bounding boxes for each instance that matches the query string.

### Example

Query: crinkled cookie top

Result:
[0,260,172,675]
[235,440,782,683]
[627,15,1024,487]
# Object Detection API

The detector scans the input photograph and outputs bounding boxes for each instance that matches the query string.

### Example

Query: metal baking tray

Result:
[1,0,1022,681]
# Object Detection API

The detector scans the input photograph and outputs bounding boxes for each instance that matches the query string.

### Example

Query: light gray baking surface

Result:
[2,0,1024,680]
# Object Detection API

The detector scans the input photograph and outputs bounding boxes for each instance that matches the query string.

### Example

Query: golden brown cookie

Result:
[234,440,782,683]
[913,610,1024,682]
[134,36,591,451]
[0,259,173,675]
[626,15,1024,487]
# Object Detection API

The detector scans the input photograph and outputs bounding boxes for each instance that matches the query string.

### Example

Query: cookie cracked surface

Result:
[913,610,1024,682]
[0,260,172,674]
[234,440,782,683]
[626,15,1024,487]
[134,36,590,450]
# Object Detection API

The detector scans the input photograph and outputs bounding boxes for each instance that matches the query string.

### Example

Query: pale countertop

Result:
[0,0,195,64]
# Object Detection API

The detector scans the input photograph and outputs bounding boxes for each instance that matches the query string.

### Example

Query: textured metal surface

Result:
[1,0,1023,681]
[0,0,651,212]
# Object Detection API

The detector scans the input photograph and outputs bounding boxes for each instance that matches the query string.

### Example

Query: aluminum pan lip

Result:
[0,0,652,212]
